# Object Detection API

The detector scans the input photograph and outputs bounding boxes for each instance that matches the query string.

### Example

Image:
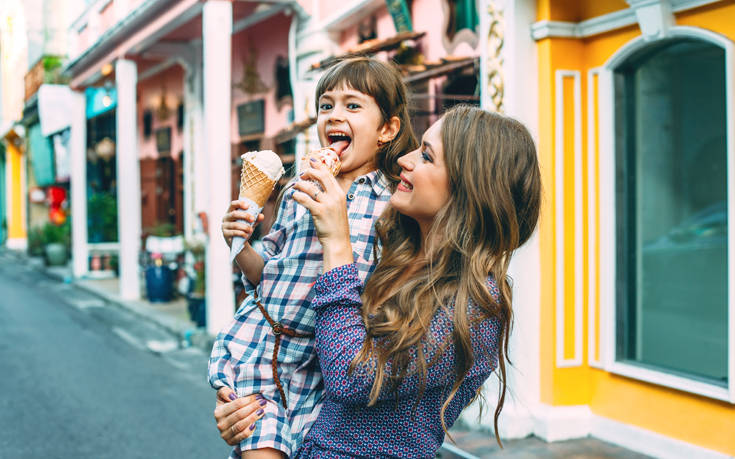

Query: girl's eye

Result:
[421,150,433,163]
[347,103,360,110]
[319,103,332,111]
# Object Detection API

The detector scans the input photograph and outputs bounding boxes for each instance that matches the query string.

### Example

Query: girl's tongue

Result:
[329,140,350,157]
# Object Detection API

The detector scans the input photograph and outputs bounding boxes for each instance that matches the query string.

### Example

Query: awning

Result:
[28,123,56,186]
[38,85,74,136]
[402,57,478,84]
[271,117,317,144]
[311,31,426,70]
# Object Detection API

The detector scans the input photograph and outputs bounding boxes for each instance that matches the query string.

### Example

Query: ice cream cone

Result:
[301,147,341,177]
[239,161,277,208]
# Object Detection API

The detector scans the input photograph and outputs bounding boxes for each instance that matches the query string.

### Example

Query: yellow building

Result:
[1,0,29,249]
[530,0,734,456]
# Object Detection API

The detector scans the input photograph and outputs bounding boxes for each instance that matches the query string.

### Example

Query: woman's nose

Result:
[397,149,417,170]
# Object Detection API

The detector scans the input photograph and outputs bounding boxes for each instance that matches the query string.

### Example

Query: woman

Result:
[215,105,541,457]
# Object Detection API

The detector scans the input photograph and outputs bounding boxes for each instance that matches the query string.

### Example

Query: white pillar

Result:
[69,90,89,279]
[182,43,204,240]
[115,58,142,300]
[462,0,541,439]
[202,0,234,334]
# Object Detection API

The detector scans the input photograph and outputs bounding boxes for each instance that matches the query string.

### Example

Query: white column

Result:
[69,90,88,279]
[183,43,205,240]
[203,0,234,334]
[115,58,142,300]
[462,0,541,439]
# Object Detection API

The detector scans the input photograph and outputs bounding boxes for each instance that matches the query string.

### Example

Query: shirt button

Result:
[358,178,366,184]
[347,193,355,200]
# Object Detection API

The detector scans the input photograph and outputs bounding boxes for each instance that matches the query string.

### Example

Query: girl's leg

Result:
[242,448,286,459]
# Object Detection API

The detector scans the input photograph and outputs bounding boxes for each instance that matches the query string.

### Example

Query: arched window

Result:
[613,38,728,387]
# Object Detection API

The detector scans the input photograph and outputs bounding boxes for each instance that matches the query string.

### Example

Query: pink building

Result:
[64,0,490,336]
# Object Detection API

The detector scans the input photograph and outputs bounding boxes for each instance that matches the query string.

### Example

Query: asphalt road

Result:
[0,254,231,458]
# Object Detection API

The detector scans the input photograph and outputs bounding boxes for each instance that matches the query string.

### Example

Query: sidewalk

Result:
[5,248,650,459]
[7,249,213,351]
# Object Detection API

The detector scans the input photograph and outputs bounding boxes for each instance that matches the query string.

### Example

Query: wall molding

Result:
[531,0,721,41]
[554,70,583,368]
[587,67,603,369]
[591,414,732,459]
[530,404,732,458]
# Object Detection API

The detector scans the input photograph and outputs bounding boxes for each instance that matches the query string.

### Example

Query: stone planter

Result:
[44,243,68,266]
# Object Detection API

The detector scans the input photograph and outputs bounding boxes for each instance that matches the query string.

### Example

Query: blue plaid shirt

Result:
[209,170,391,457]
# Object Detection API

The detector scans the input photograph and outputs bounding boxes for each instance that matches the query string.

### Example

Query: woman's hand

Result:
[292,159,354,271]
[221,200,265,248]
[214,387,267,446]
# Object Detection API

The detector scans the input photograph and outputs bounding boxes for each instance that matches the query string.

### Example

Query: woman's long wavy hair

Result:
[352,105,541,445]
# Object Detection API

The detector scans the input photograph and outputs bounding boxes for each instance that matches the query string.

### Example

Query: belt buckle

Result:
[272,322,283,335]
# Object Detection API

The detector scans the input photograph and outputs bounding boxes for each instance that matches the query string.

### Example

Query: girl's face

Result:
[317,84,397,179]
[390,118,450,232]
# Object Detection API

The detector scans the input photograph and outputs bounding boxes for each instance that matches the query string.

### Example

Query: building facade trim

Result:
[554,69,583,369]
[530,0,721,41]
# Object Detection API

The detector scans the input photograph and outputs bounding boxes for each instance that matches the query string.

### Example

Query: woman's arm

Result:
[310,263,501,406]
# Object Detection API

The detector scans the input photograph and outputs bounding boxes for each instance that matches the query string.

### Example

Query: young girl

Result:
[288,105,542,456]
[209,57,417,458]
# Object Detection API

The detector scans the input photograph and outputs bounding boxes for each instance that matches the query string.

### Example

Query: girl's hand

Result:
[221,200,265,247]
[292,160,354,271]
[214,387,267,446]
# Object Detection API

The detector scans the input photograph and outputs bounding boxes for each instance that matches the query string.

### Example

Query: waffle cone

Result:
[239,161,277,207]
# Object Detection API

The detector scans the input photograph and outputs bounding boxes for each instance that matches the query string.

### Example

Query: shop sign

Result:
[237,100,265,137]
[385,0,413,33]
[85,86,117,119]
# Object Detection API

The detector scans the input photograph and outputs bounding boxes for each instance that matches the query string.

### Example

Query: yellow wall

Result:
[538,1,735,455]
[6,141,26,239]
[536,0,627,22]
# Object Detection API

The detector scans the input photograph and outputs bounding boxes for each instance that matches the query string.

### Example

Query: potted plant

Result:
[185,233,207,328]
[88,192,117,243]
[27,226,45,257]
[42,221,70,266]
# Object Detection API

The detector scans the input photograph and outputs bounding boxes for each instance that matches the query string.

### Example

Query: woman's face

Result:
[390,118,450,230]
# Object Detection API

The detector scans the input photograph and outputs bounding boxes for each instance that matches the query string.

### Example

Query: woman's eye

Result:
[319,103,332,111]
[421,150,433,162]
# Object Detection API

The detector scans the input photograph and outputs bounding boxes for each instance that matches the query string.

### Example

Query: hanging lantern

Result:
[96,137,116,161]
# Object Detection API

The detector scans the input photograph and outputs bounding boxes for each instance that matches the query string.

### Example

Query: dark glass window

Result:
[614,39,728,385]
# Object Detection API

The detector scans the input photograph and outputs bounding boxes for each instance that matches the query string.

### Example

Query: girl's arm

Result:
[310,263,501,406]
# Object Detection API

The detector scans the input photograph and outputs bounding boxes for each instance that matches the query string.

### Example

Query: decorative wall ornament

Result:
[234,41,268,95]
[486,0,505,113]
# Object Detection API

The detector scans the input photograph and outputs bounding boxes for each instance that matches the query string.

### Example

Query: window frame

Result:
[598,26,735,403]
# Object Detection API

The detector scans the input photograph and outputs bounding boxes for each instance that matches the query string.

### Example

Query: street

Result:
[0,252,230,458]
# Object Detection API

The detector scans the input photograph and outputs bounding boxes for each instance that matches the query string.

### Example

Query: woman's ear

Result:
[378,116,401,143]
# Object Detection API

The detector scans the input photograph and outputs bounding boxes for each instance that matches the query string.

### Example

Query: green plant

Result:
[27,226,45,256]
[146,221,178,237]
[41,221,70,246]
[88,192,118,242]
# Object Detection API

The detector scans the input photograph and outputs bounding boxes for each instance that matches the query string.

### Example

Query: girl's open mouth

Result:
[327,132,351,156]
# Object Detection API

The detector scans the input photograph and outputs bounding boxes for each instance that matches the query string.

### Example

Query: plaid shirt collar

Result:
[361,169,391,197]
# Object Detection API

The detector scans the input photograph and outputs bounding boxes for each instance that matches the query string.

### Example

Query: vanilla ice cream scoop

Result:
[242,150,286,182]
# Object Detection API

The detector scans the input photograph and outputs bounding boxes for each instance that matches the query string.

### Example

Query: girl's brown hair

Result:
[315,56,418,185]
[353,105,542,445]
